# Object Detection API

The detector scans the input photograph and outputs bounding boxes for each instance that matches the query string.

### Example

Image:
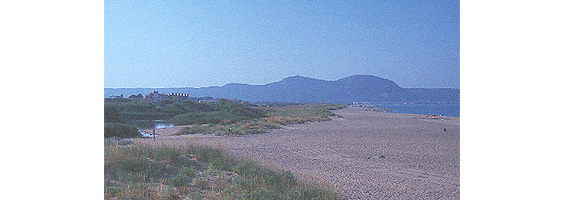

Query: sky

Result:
[105,0,459,89]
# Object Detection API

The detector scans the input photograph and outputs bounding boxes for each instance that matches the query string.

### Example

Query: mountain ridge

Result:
[105,75,459,103]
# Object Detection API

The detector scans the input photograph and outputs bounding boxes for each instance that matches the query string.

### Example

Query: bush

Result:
[104,123,141,138]
[169,100,267,126]
[169,112,222,125]
[178,125,214,135]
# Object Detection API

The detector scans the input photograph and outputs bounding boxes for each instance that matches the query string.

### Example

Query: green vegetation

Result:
[105,97,345,138]
[178,103,346,136]
[104,98,217,123]
[105,143,339,200]
[168,99,265,125]
[263,103,345,122]
[104,123,141,138]
[104,98,266,138]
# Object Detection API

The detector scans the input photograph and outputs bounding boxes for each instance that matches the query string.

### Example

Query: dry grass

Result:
[104,142,339,200]
[177,104,346,136]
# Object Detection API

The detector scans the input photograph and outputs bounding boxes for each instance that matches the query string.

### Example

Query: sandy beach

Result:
[138,107,460,199]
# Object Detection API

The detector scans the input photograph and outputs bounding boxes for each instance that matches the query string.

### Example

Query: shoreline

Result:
[135,107,460,199]
[350,103,460,118]
[142,110,459,137]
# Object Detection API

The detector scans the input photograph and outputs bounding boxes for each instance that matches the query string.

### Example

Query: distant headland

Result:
[104,75,459,104]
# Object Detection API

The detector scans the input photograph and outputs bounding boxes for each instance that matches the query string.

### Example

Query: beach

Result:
[138,107,460,199]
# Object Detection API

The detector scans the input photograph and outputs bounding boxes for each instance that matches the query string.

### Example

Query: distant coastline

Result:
[105,75,459,104]
[377,103,460,117]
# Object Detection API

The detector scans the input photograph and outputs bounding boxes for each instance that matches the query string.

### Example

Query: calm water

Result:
[131,120,175,130]
[134,120,175,137]
[375,104,460,117]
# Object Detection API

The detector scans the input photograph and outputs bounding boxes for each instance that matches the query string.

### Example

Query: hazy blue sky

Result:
[105,0,459,88]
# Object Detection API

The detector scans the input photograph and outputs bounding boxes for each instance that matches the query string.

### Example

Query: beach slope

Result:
[150,107,460,199]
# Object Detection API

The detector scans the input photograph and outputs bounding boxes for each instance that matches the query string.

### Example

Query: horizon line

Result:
[104,74,460,89]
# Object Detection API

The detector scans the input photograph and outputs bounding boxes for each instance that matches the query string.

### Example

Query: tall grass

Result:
[169,100,266,126]
[104,123,141,138]
[263,103,345,120]
[177,103,346,136]
[105,143,339,199]
[106,100,345,137]
[105,98,267,137]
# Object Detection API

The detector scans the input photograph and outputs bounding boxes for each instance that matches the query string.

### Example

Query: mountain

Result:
[105,75,459,103]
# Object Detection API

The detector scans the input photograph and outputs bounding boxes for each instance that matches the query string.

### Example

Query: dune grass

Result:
[177,103,346,136]
[106,97,345,137]
[105,99,268,138]
[104,143,339,200]
[104,123,142,138]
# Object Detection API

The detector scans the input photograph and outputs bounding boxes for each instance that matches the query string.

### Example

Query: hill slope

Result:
[105,75,459,103]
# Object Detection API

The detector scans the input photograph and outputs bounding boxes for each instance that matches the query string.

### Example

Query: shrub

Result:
[169,100,267,126]
[104,123,141,138]
[178,125,214,135]
[104,104,123,123]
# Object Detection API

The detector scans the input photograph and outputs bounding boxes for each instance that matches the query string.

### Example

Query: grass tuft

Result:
[176,103,346,136]
[105,143,339,199]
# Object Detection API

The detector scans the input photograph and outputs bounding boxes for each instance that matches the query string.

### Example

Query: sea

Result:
[374,103,460,117]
